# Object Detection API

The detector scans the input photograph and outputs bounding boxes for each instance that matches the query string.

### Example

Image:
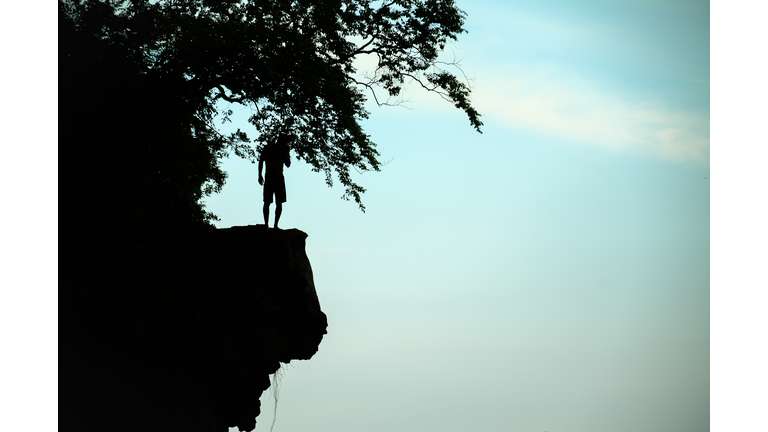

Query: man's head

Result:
[276,133,291,147]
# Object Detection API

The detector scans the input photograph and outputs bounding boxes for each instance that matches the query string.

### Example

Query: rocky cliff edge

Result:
[65,225,327,432]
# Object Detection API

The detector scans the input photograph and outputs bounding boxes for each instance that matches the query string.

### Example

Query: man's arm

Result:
[284,147,291,168]
[258,158,265,185]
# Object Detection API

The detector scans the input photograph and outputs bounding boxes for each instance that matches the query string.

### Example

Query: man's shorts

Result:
[263,174,286,204]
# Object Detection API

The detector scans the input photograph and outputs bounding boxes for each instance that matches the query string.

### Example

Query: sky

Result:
[206,1,710,432]
[5,1,768,431]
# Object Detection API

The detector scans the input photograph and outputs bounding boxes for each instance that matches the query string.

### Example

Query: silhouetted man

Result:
[258,132,291,229]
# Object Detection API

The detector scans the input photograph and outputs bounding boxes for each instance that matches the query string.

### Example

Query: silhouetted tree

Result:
[60,0,481,224]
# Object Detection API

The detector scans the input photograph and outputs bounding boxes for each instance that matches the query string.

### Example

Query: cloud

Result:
[473,64,710,165]
[351,53,710,167]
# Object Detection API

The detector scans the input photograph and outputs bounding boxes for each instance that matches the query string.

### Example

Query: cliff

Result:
[64,225,327,432]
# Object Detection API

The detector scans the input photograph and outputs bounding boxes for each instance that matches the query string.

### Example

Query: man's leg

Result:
[274,202,282,229]
[273,176,286,229]
[263,202,270,227]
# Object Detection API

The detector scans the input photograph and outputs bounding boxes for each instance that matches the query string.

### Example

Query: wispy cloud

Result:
[349,0,710,167]
[472,64,710,165]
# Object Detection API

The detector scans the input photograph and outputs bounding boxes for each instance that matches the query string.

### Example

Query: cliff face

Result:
[65,226,327,432]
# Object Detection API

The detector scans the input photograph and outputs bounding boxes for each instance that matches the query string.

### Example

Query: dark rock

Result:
[63,225,327,432]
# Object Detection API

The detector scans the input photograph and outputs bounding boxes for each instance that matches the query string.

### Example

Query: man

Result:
[258,132,292,229]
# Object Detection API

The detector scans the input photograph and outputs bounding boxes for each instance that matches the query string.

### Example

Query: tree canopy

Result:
[60,0,481,227]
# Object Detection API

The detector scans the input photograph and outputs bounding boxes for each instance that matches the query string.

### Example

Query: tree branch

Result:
[213,84,246,103]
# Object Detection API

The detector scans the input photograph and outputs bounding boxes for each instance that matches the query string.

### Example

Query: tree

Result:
[60,0,481,222]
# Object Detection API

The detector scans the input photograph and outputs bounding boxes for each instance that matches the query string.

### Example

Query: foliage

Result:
[60,0,481,218]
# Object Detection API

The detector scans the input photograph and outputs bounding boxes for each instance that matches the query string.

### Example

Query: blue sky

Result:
[9,0,768,431]
[207,1,710,432]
